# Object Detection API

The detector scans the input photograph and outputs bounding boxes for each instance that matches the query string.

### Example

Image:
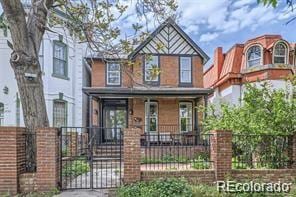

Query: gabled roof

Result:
[128,18,209,64]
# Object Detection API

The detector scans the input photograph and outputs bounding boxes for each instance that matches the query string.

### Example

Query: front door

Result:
[104,105,127,142]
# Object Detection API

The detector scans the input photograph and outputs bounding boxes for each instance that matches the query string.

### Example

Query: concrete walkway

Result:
[55,189,116,197]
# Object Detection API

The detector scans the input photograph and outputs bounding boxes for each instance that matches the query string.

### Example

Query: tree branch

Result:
[0,0,29,51]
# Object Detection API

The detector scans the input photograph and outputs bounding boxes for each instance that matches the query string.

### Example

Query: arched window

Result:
[247,45,262,67]
[273,43,287,64]
[0,103,4,126]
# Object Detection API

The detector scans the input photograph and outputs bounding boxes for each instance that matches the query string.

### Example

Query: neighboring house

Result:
[83,18,212,141]
[204,35,295,107]
[0,9,90,127]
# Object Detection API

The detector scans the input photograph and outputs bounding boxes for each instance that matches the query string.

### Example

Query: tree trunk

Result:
[11,58,49,131]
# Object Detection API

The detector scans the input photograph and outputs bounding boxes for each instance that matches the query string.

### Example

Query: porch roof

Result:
[83,87,213,98]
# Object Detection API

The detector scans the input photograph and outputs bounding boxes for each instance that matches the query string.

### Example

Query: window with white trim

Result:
[107,62,121,85]
[145,102,158,133]
[0,103,4,126]
[53,41,68,78]
[145,56,159,82]
[180,56,192,83]
[247,45,262,67]
[53,100,67,127]
[179,102,192,133]
[274,43,287,64]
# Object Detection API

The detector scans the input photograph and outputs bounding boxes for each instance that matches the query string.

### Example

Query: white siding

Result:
[0,27,87,127]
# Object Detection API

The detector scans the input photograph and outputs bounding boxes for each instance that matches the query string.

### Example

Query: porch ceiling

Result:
[83,87,213,98]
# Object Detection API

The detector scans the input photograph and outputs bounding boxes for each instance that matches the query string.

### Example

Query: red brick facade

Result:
[204,35,295,90]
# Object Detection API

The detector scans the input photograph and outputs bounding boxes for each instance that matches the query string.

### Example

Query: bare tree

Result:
[0,0,178,131]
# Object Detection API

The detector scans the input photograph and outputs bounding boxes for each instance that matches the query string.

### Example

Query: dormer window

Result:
[273,43,287,64]
[247,45,262,67]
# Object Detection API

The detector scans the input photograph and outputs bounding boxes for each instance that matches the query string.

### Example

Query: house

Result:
[204,35,296,106]
[83,18,212,141]
[0,9,90,127]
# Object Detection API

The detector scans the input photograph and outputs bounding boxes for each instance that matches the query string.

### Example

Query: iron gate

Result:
[60,127,123,190]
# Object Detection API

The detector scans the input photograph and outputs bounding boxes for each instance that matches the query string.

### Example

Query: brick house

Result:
[204,35,295,106]
[83,18,212,141]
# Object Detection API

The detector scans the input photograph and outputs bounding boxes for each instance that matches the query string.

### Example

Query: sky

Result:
[1,0,296,69]
[174,0,296,68]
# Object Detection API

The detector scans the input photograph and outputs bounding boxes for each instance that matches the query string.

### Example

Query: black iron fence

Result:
[232,134,293,169]
[141,133,212,170]
[60,127,123,190]
[133,124,203,135]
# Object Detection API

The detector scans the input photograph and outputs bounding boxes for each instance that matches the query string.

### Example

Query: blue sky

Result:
[1,0,295,69]
[174,0,296,68]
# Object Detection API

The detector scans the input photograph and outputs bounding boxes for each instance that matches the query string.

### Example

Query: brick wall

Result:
[0,127,26,195]
[91,55,204,88]
[231,169,296,183]
[36,128,60,191]
[210,130,232,181]
[141,170,215,185]
[19,173,37,193]
[130,98,202,132]
[123,128,141,184]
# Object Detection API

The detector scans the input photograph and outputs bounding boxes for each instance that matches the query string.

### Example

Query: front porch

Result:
[83,87,212,141]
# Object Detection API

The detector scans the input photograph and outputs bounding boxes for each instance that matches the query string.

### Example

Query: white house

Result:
[0,12,90,127]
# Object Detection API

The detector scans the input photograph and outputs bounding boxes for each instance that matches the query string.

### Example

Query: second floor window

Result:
[0,102,4,126]
[145,55,159,82]
[53,41,68,78]
[247,45,262,67]
[180,56,192,84]
[107,63,121,85]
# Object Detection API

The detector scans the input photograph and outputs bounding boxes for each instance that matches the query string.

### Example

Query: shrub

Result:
[117,178,192,197]
[62,159,90,177]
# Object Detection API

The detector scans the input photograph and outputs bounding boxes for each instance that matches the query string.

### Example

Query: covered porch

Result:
[83,87,212,143]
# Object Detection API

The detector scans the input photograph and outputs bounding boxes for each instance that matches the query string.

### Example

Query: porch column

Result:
[88,95,93,127]
[194,98,199,145]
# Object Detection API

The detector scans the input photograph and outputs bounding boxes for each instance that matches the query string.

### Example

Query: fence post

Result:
[0,127,26,195]
[36,128,60,191]
[210,130,232,181]
[123,128,141,184]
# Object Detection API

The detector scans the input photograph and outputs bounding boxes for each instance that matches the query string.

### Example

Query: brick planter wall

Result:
[141,170,215,184]
[231,169,296,183]
[0,127,26,195]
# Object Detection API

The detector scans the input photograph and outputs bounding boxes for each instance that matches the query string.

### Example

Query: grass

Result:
[117,178,296,197]
[62,159,90,177]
